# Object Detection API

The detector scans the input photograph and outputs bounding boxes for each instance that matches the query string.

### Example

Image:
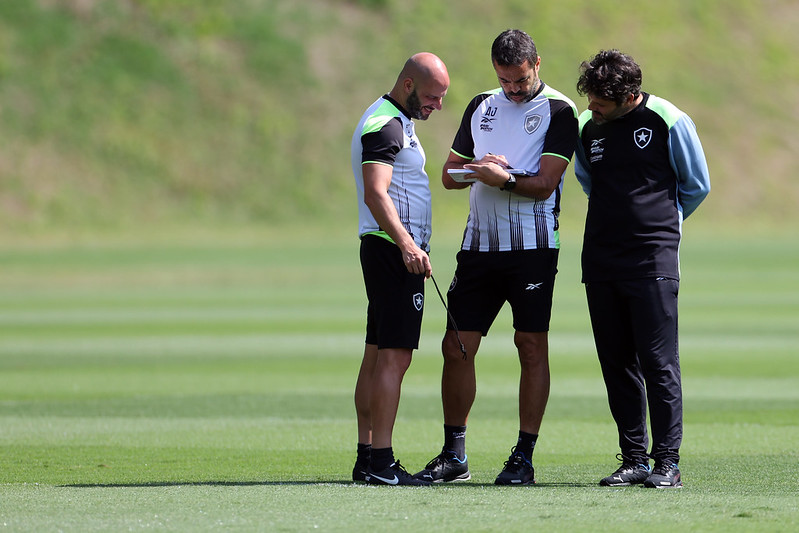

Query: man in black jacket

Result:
[574,49,710,488]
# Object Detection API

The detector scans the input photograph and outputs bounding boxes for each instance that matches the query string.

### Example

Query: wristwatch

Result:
[500,173,516,191]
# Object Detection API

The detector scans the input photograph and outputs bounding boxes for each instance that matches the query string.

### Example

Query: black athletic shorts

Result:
[447,248,558,335]
[360,234,426,350]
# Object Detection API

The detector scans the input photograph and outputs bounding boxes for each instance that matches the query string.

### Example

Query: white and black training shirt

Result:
[451,82,578,252]
[351,94,432,252]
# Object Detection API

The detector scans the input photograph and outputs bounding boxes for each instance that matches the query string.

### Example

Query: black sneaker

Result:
[494,447,535,485]
[599,454,651,486]
[352,458,369,482]
[414,449,471,483]
[366,460,432,486]
[644,461,683,488]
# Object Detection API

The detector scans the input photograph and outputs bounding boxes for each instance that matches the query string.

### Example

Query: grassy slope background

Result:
[1,3,798,530]
[0,0,797,239]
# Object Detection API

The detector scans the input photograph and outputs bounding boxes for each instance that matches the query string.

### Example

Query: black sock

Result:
[444,424,467,461]
[516,431,538,461]
[357,443,371,465]
[370,447,394,472]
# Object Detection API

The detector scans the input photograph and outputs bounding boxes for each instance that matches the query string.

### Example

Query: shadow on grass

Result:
[60,481,349,488]
[60,480,596,488]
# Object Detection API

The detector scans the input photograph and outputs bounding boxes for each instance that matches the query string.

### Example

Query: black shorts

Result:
[447,248,558,335]
[360,235,426,350]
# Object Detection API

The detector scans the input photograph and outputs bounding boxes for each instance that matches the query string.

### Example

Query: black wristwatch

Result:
[500,174,516,191]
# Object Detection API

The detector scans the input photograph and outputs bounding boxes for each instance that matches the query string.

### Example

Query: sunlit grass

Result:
[0,232,797,530]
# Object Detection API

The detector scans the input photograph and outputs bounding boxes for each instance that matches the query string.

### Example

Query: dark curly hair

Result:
[576,50,642,104]
[491,29,538,67]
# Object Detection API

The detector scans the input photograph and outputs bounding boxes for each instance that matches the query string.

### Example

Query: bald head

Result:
[390,52,449,120]
[399,53,450,87]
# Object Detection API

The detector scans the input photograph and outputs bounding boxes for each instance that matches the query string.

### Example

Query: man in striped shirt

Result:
[415,30,577,486]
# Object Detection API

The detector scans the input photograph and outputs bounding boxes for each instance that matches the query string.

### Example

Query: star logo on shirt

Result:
[524,114,542,134]
[634,127,652,149]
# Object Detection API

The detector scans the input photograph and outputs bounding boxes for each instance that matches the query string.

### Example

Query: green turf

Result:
[0,229,797,531]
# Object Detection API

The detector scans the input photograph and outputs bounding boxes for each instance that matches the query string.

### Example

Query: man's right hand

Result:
[401,243,432,279]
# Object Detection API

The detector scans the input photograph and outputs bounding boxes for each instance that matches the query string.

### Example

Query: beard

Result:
[505,84,536,103]
[506,90,534,102]
[405,88,428,120]
[505,78,539,104]
[591,111,608,125]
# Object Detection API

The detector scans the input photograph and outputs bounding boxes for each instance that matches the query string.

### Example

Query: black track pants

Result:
[585,278,682,463]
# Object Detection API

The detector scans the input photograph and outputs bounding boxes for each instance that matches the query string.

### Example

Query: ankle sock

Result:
[516,431,538,461]
[370,447,394,471]
[444,424,467,461]
[357,443,371,465]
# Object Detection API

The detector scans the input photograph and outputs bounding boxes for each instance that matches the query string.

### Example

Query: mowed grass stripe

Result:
[0,233,797,530]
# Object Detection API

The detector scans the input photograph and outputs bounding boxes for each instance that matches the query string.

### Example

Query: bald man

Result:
[350,53,449,486]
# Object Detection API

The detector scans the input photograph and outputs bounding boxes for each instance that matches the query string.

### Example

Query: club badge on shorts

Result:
[449,276,458,292]
[413,293,424,311]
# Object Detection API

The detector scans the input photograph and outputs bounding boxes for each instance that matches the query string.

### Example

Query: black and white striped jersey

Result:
[451,83,578,251]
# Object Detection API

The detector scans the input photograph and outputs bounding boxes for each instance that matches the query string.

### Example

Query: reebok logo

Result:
[525,282,543,291]
[590,138,604,163]
[481,107,497,132]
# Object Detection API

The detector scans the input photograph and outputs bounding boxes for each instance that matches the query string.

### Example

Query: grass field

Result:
[0,228,797,531]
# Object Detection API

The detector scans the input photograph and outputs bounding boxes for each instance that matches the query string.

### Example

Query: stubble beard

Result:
[406,88,428,120]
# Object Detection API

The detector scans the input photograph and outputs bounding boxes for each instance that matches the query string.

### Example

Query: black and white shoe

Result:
[644,461,683,488]
[599,454,651,486]
[414,449,471,483]
[366,460,431,486]
[494,447,535,485]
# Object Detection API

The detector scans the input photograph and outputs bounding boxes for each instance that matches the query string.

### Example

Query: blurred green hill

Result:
[1,0,796,238]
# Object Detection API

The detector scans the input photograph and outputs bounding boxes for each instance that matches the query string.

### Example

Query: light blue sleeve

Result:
[669,115,710,218]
